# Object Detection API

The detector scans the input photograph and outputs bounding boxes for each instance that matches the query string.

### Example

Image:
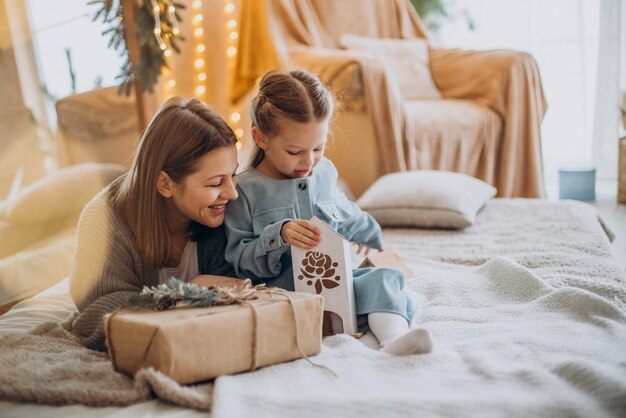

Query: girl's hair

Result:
[108,97,237,268]
[248,69,335,167]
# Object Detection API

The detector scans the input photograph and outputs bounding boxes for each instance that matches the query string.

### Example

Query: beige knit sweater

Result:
[70,190,234,351]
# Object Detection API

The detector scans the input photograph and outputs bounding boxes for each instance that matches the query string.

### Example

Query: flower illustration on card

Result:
[297,251,341,294]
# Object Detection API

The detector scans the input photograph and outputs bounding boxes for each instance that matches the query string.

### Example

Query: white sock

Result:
[368,312,433,356]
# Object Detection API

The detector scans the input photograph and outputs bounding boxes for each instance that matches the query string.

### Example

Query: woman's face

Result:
[165,145,239,228]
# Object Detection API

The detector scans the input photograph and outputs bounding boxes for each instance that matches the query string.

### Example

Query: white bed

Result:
[1,198,625,417]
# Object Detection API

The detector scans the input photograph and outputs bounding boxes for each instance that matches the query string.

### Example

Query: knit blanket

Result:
[1,199,624,416]
[0,315,213,411]
[212,256,626,418]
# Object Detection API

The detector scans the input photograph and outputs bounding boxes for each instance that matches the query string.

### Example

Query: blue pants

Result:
[353,267,415,321]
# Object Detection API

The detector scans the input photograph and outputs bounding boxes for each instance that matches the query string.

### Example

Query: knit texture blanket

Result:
[1,199,624,416]
[212,256,626,418]
[0,315,213,411]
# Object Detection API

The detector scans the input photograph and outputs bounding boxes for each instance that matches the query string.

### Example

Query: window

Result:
[26,0,123,129]
[437,0,621,179]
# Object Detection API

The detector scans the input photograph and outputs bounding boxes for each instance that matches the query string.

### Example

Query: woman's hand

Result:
[189,275,247,290]
[280,220,321,249]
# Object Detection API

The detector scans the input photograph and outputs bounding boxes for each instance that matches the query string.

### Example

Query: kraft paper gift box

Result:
[292,216,358,335]
[359,250,415,279]
[104,291,323,385]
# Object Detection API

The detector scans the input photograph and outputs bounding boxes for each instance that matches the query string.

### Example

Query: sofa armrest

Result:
[429,47,547,119]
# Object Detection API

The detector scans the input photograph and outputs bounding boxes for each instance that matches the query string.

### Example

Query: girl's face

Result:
[160,145,239,229]
[253,117,328,180]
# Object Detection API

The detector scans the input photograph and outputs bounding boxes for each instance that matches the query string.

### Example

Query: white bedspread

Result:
[212,256,626,418]
[1,199,625,417]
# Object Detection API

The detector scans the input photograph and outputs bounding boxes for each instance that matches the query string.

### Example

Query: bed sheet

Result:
[1,199,624,418]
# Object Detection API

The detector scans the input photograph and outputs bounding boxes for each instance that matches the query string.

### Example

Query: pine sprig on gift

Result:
[89,0,185,95]
[129,277,223,311]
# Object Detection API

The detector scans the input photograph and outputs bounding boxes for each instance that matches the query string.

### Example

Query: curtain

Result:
[592,0,622,179]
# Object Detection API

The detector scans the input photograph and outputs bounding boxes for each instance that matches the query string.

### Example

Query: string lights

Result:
[156,0,180,98]
[225,0,243,150]
[157,0,242,150]
[192,0,206,99]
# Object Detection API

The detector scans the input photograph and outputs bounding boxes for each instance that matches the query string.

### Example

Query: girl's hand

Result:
[355,243,370,256]
[354,243,384,255]
[189,275,248,290]
[281,220,321,249]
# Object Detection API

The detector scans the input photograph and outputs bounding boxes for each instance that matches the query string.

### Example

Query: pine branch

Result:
[128,278,224,311]
[89,0,184,95]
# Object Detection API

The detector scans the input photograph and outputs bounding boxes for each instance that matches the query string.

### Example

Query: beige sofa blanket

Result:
[0,315,213,411]
[231,0,547,198]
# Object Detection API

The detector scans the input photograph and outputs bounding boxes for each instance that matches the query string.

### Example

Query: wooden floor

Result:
[546,177,626,270]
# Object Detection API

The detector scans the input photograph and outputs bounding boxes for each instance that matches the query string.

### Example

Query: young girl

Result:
[70,97,243,351]
[225,70,432,356]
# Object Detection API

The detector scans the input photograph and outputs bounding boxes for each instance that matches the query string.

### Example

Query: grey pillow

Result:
[357,171,496,229]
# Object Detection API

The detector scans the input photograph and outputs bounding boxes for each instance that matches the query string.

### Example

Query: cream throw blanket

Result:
[231,0,547,197]
[0,315,213,410]
[212,256,626,418]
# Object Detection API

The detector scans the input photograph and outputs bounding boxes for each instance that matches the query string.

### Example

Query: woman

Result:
[70,97,242,351]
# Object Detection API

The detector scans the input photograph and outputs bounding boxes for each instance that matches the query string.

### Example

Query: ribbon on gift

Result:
[106,280,336,379]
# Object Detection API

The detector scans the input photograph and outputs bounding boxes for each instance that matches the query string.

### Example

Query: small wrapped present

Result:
[105,289,323,385]
[359,250,415,279]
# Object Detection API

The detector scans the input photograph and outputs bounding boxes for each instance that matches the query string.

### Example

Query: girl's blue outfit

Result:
[224,158,414,321]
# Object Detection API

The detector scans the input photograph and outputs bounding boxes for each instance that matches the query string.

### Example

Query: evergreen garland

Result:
[89,0,185,95]
[128,277,260,311]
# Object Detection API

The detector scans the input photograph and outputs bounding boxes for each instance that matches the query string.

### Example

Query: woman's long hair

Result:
[108,97,237,268]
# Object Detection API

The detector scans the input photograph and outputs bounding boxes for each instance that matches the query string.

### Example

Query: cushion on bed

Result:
[3,163,125,225]
[356,170,496,228]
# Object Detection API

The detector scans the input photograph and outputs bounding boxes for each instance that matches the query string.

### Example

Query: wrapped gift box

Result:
[359,250,415,279]
[104,291,323,385]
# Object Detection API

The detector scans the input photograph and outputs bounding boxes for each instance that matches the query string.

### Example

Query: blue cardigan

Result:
[225,158,382,290]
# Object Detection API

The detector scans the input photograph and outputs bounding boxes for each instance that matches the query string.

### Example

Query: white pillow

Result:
[4,163,125,225]
[357,171,496,229]
[339,34,441,100]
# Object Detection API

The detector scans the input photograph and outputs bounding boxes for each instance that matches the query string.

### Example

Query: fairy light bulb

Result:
[225,1,241,145]
[190,0,205,99]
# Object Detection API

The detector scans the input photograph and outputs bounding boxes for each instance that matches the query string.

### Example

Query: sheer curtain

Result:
[437,0,622,180]
[592,0,622,179]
